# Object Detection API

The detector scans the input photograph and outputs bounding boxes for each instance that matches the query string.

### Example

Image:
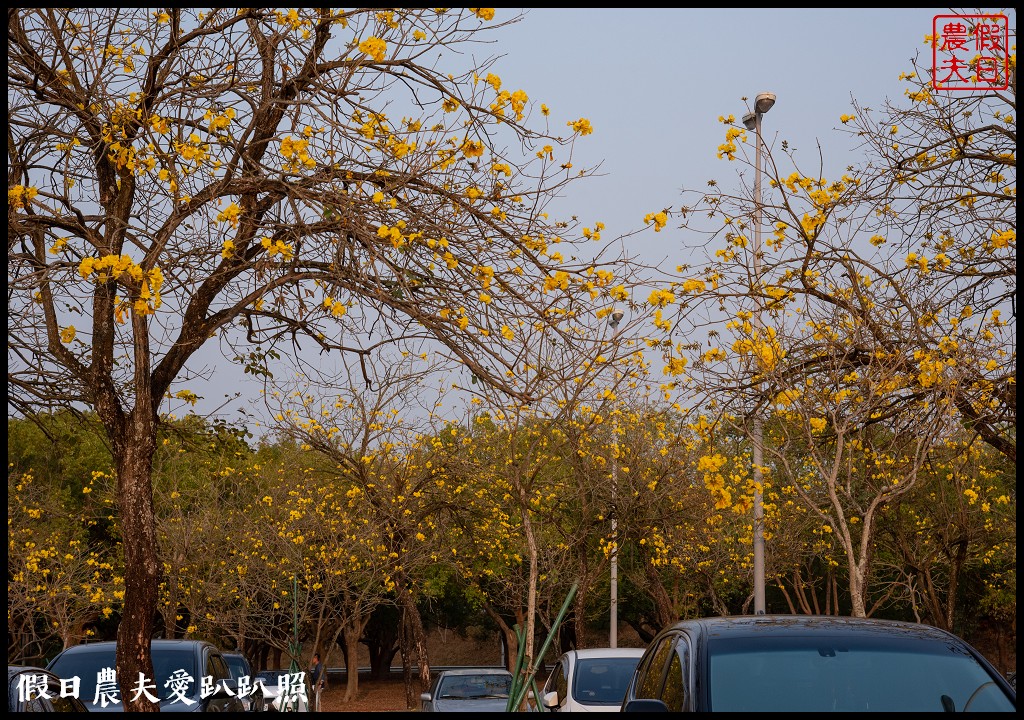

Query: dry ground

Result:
[318,674,411,713]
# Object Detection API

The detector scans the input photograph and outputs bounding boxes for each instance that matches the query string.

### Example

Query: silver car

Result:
[420,667,513,712]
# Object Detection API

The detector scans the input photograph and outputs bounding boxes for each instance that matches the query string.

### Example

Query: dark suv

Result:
[46,639,245,712]
[222,650,266,712]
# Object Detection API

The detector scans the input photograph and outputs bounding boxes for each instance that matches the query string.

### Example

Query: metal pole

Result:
[751,103,766,615]
[608,315,622,647]
[610,420,618,648]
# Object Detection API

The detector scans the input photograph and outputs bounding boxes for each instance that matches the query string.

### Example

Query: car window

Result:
[635,636,676,699]
[439,673,511,699]
[47,675,87,712]
[47,693,86,712]
[209,653,230,682]
[708,635,1016,712]
[23,695,47,712]
[224,655,249,680]
[544,660,567,704]
[660,638,688,712]
[572,657,642,705]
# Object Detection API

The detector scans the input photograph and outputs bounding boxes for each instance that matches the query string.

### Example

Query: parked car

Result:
[539,647,645,711]
[46,639,245,712]
[621,615,1017,712]
[222,651,266,712]
[420,667,514,712]
[253,669,309,712]
[8,665,90,712]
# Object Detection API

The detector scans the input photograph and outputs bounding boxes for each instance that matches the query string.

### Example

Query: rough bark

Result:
[395,580,430,703]
[113,416,160,711]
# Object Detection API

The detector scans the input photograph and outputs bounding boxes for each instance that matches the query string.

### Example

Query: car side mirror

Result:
[542,690,559,709]
[420,692,432,702]
[623,698,670,712]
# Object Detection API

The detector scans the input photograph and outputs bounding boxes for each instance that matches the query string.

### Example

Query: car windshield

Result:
[48,646,198,705]
[255,670,284,687]
[224,655,248,680]
[573,658,641,704]
[708,634,1016,712]
[439,674,511,699]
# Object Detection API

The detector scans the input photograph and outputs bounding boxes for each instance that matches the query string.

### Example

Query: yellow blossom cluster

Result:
[359,36,387,62]
[698,453,732,510]
[914,350,954,388]
[543,271,570,293]
[323,297,348,318]
[9,185,38,209]
[174,133,210,165]
[987,228,1014,251]
[644,211,668,232]
[731,325,784,372]
[378,222,409,249]
[204,106,236,134]
[279,135,316,171]
[663,356,688,376]
[682,278,706,294]
[217,202,242,228]
[717,126,747,160]
[647,288,675,307]
[568,118,593,136]
[78,255,164,315]
[260,236,295,261]
[492,89,529,121]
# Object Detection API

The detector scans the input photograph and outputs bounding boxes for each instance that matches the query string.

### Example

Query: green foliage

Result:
[8,411,113,499]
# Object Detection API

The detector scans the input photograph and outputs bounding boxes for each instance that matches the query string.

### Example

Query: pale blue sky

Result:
[488,8,1009,267]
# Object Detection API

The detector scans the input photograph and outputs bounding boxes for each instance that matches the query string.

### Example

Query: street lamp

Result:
[742,91,774,615]
[608,307,624,647]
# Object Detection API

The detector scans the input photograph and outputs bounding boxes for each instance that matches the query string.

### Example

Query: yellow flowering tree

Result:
[7,469,123,659]
[435,304,653,698]
[837,17,1016,463]
[262,356,452,705]
[7,9,631,704]
[873,434,1015,633]
[645,28,1015,617]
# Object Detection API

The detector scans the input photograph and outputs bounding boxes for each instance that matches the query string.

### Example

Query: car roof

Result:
[669,615,964,642]
[53,639,215,652]
[437,667,512,677]
[8,665,52,680]
[564,647,646,660]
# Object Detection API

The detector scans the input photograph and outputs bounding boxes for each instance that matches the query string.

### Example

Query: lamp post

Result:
[742,91,774,616]
[608,307,624,647]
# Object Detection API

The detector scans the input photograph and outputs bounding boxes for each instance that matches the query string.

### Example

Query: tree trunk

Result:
[482,600,518,671]
[395,580,430,699]
[114,418,160,711]
[644,562,676,629]
[400,606,413,710]
[341,617,366,704]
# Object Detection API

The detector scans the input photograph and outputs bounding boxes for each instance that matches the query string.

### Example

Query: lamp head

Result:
[742,111,756,131]
[755,91,776,114]
[609,308,624,328]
